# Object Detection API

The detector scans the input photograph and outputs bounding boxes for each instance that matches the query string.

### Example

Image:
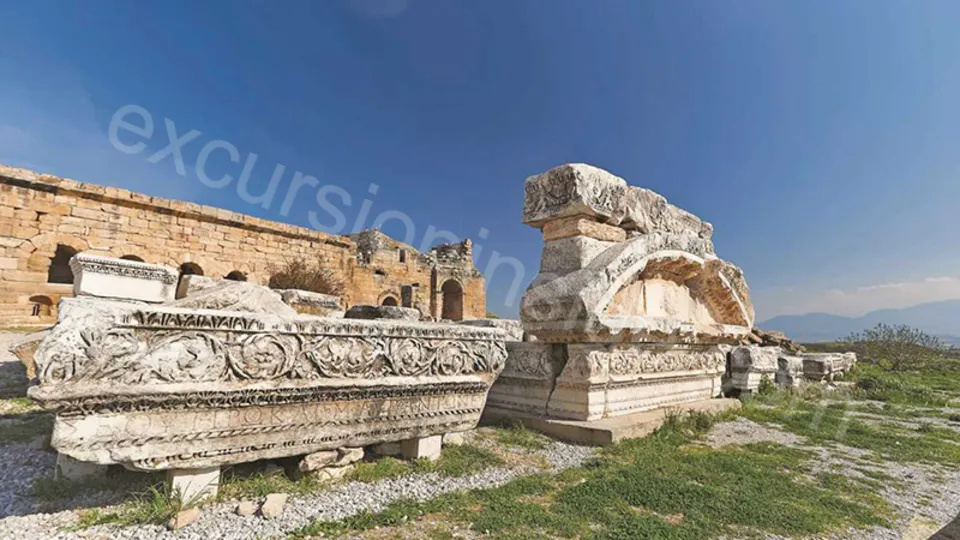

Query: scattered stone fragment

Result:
[443,432,466,446]
[260,493,288,519]
[299,450,339,473]
[336,447,364,465]
[166,507,201,530]
[235,500,258,517]
[316,464,355,482]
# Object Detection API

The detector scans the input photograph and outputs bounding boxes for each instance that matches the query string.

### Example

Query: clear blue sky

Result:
[2,0,960,319]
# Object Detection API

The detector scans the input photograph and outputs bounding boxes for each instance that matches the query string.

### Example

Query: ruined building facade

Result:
[0,166,485,326]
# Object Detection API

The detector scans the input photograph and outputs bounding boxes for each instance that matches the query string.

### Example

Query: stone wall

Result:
[0,166,485,326]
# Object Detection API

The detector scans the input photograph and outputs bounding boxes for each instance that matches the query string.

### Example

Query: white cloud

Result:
[754,276,960,320]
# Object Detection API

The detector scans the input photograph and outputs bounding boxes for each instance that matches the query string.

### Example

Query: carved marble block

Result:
[726,345,780,394]
[801,352,856,382]
[28,297,506,472]
[70,252,178,303]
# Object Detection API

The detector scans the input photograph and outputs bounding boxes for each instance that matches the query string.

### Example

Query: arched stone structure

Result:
[121,255,145,262]
[47,244,77,284]
[381,296,398,306]
[224,270,248,282]
[441,279,464,321]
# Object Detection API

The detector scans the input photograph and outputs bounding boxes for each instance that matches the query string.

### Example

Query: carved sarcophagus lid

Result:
[70,252,179,303]
[28,297,506,471]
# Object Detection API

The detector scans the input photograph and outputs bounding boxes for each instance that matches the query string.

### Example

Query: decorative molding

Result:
[70,253,179,285]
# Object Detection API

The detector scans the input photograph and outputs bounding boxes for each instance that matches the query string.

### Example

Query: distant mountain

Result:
[759,299,960,345]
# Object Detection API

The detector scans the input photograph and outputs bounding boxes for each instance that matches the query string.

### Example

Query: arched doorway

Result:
[441,279,464,321]
[224,271,248,282]
[381,296,398,307]
[179,262,204,277]
[48,244,78,284]
[29,295,53,317]
[120,255,145,262]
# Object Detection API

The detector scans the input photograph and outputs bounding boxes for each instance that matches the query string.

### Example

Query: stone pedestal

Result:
[55,453,107,481]
[726,345,780,394]
[168,467,220,503]
[399,435,442,461]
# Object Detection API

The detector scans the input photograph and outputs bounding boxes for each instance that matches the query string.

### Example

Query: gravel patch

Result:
[704,417,805,448]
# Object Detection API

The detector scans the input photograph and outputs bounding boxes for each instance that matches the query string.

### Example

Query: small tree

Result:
[267,255,344,296]
[842,323,945,371]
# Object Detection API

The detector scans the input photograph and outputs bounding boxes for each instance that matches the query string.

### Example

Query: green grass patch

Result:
[348,444,505,483]
[0,412,52,444]
[490,420,552,450]
[742,400,960,466]
[71,484,185,529]
[296,415,892,539]
[849,364,960,407]
[218,469,326,500]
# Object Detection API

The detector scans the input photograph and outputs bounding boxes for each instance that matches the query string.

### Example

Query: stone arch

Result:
[47,244,77,284]
[224,270,248,282]
[441,279,464,321]
[381,296,398,306]
[179,262,204,277]
[120,255,145,262]
[29,295,53,317]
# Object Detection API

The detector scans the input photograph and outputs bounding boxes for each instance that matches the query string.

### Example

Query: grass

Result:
[218,468,327,501]
[72,484,186,529]
[0,411,52,444]
[294,412,893,539]
[489,420,551,450]
[348,444,505,483]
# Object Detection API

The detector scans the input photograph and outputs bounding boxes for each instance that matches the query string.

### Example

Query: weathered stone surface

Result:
[747,328,804,354]
[175,275,219,300]
[278,289,341,315]
[167,507,201,530]
[344,304,420,321]
[726,346,780,393]
[521,232,753,343]
[442,432,465,446]
[776,355,804,388]
[611,186,714,240]
[235,501,258,517]
[170,280,297,316]
[458,318,523,342]
[55,453,107,481]
[168,467,219,503]
[400,435,442,461]
[336,447,364,465]
[260,493,288,519]
[9,330,48,379]
[29,296,506,472]
[70,252,178,303]
[802,352,857,382]
[484,342,566,417]
[539,236,618,277]
[542,217,627,243]
[299,450,339,472]
[314,464,354,481]
[522,164,627,227]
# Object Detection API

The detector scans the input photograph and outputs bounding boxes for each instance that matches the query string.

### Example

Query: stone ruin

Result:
[27,252,506,501]
[483,163,856,442]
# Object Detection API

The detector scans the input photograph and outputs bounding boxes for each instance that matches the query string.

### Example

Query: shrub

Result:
[842,324,946,371]
[267,255,344,296]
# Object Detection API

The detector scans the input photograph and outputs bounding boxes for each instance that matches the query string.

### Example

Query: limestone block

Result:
[314,464,354,481]
[299,450,338,472]
[522,163,627,227]
[260,493,287,519]
[28,297,506,472]
[344,304,419,321]
[168,467,220,503]
[611,186,714,240]
[776,355,804,388]
[55,453,107,481]
[236,501,258,517]
[400,435,442,461]
[70,252,177,303]
[542,217,627,243]
[336,447,364,465]
[170,280,297,316]
[484,342,566,417]
[442,432,466,446]
[278,289,341,313]
[458,318,523,342]
[539,236,617,277]
[802,353,843,382]
[727,346,780,393]
[167,507,201,530]
[175,274,219,299]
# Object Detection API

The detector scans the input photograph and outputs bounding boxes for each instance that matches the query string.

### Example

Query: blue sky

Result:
[2,0,960,320]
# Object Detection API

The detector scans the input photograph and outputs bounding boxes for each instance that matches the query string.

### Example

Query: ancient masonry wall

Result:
[0,166,485,325]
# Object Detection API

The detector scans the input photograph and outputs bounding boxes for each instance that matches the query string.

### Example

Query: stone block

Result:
[522,163,627,227]
[167,467,220,503]
[70,252,177,303]
[539,236,617,276]
[776,355,804,388]
[299,450,338,472]
[175,274,219,299]
[726,346,780,393]
[442,432,466,446]
[458,318,523,341]
[399,435,442,461]
[542,217,627,243]
[260,493,287,519]
[344,304,420,321]
[55,453,107,481]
